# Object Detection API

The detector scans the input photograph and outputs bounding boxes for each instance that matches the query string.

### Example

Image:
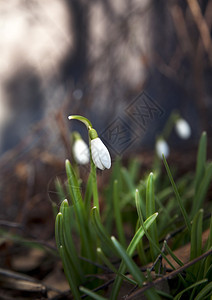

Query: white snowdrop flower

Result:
[175,118,191,139]
[156,139,170,158]
[90,131,111,170]
[68,115,112,170]
[72,138,89,165]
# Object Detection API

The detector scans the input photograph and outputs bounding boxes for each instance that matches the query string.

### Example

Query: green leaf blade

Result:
[146,173,160,262]
[162,155,191,233]
[113,179,126,247]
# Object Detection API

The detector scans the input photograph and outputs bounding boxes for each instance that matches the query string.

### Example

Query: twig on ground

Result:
[127,248,212,299]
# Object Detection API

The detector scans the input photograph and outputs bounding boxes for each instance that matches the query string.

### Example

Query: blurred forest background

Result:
[0,0,212,297]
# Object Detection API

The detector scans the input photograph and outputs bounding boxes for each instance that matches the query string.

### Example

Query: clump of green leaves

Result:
[55,132,212,299]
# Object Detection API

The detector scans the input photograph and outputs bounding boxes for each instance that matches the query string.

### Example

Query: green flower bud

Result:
[89,128,98,140]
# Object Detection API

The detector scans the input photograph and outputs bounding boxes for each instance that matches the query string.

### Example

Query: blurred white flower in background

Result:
[72,138,89,165]
[175,118,191,139]
[91,137,111,170]
[156,139,170,158]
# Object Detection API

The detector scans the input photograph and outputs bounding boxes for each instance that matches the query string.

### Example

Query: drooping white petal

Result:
[100,148,111,169]
[90,138,105,170]
[175,119,191,139]
[73,139,89,164]
[94,154,105,170]
[156,139,170,158]
[91,138,111,170]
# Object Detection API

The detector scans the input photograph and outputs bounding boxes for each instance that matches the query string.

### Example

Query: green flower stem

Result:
[68,115,92,130]
[161,111,179,140]
[68,114,99,210]
[84,172,93,212]
[90,144,99,210]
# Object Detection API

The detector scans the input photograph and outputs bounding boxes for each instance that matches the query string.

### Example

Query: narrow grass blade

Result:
[111,236,146,285]
[194,132,207,196]
[155,194,172,227]
[65,159,84,208]
[59,199,66,213]
[121,181,145,212]
[55,213,81,298]
[110,213,159,300]
[135,190,183,280]
[112,157,122,181]
[162,155,191,233]
[205,214,212,251]
[189,209,203,277]
[60,200,84,282]
[113,179,126,247]
[55,212,63,249]
[157,290,173,299]
[146,173,155,217]
[127,213,158,256]
[97,248,137,285]
[91,207,117,255]
[135,219,148,265]
[65,159,86,222]
[121,167,136,195]
[97,247,117,273]
[192,162,212,216]
[103,158,122,233]
[194,281,212,300]
[55,177,66,203]
[146,172,160,262]
[157,186,173,202]
[128,158,141,182]
[65,160,94,260]
[190,209,203,260]
[111,236,160,300]
[174,279,208,300]
[79,286,108,300]
[56,210,80,283]
[60,245,81,299]
[52,177,66,218]
[204,214,212,277]
[161,111,179,140]
[164,241,184,267]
